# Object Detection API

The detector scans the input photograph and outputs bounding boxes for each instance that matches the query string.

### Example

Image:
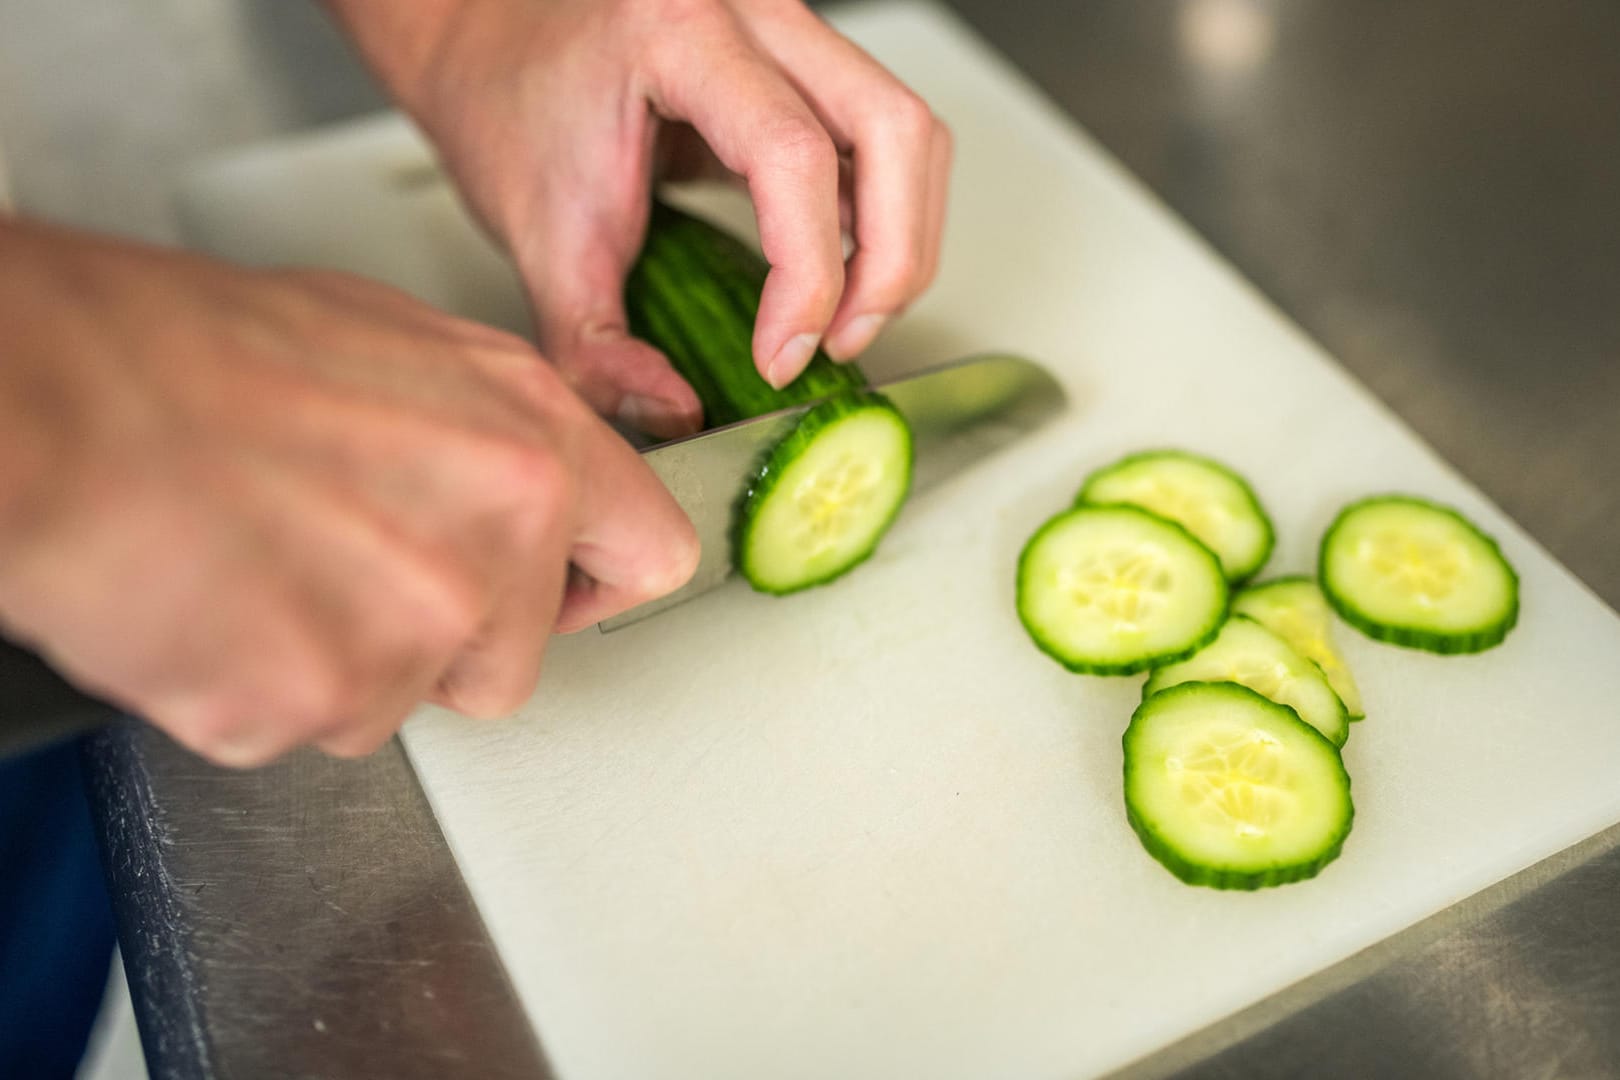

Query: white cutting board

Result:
[178,4,1620,1077]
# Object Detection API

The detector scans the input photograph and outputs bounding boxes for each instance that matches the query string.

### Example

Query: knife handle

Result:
[0,636,119,759]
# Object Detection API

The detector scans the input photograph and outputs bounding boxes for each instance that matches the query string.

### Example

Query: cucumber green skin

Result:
[735,392,913,595]
[1123,682,1354,890]
[625,202,865,426]
[1241,573,1313,591]
[1318,495,1520,655]
[1015,506,1229,676]
[1075,448,1276,584]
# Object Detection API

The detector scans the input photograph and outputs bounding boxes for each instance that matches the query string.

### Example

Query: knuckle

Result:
[798,266,846,318]
[887,90,936,142]
[410,569,488,651]
[438,662,541,721]
[452,429,577,532]
[858,251,923,311]
[487,435,576,508]
[766,117,838,178]
[287,662,359,734]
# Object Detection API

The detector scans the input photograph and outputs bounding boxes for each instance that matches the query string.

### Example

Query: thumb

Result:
[563,324,704,441]
[520,210,703,440]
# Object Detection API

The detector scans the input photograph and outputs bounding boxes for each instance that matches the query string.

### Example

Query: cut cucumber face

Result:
[1124,681,1354,889]
[625,203,916,595]
[1077,450,1274,583]
[1233,576,1366,720]
[1319,495,1519,654]
[738,393,913,595]
[1143,616,1350,747]
[1017,505,1228,675]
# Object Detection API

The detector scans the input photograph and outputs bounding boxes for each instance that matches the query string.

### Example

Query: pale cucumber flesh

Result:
[1320,496,1518,654]
[1234,577,1366,720]
[739,398,912,595]
[1143,616,1350,747]
[1077,450,1274,583]
[1124,681,1353,889]
[1017,505,1228,675]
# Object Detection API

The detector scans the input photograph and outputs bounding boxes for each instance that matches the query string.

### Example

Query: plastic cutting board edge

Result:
[176,4,1620,1077]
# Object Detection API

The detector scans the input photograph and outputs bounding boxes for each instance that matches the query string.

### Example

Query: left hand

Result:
[326,0,952,437]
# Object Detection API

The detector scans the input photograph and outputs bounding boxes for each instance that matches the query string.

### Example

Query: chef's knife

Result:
[0,353,1064,757]
[602,351,1065,629]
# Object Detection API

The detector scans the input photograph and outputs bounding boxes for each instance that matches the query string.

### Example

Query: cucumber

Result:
[1143,616,1350,747]
[1233,576,1365,721]
[737,393,913,595]
[626,202,865,424]
[1076,450,1274,583]
[626,202,914,593]
[1124,681,1353,889]
[1017,505,1228,675]
[1319,495,1519,654]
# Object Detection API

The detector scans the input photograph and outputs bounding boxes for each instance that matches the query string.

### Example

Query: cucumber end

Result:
[735,392,914,595]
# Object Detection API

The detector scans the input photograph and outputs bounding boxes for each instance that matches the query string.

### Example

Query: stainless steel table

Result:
[3,1,1618,1076]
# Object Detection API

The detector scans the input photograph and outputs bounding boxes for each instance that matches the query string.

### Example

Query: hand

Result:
[326,0,952,435]
[0,218,697,767]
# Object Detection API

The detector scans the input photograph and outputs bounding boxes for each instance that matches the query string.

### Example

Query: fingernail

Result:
[767,333,821,389]
[617,393,696,436]
[825,313,888,361]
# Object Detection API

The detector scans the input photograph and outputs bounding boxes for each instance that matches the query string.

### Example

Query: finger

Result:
[820,100,934,361]
[425,457,577,719]
[520,199,704,438]
[649,16,843,389]
[736,9,946,360]
[919,120,953,297]
[553,416,699,633]
[313,648,451,758]
[568,326,704,440]
[657,123,856,238]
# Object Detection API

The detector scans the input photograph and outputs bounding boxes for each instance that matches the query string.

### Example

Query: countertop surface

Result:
[3,1,1618,1076]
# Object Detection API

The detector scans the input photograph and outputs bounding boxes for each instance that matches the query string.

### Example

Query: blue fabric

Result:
[0,740,117,1079]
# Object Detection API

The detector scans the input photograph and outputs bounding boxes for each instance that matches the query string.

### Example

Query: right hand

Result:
[0,218,698,767]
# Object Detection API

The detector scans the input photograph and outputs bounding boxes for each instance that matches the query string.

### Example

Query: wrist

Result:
[321,0,471,116]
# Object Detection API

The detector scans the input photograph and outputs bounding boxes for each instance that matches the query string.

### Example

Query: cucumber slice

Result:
[738,393,913,595]
[1319,495,1519,654]
[1124,681,1354,889]
[1143,616,1350,746]
[625,203,915,593]
[1017,505,1228,675]
[1076,450,1274,583]
[1233,576,1366,720]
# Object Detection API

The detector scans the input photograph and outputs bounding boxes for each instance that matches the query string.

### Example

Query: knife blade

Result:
[600,352,1066,631]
